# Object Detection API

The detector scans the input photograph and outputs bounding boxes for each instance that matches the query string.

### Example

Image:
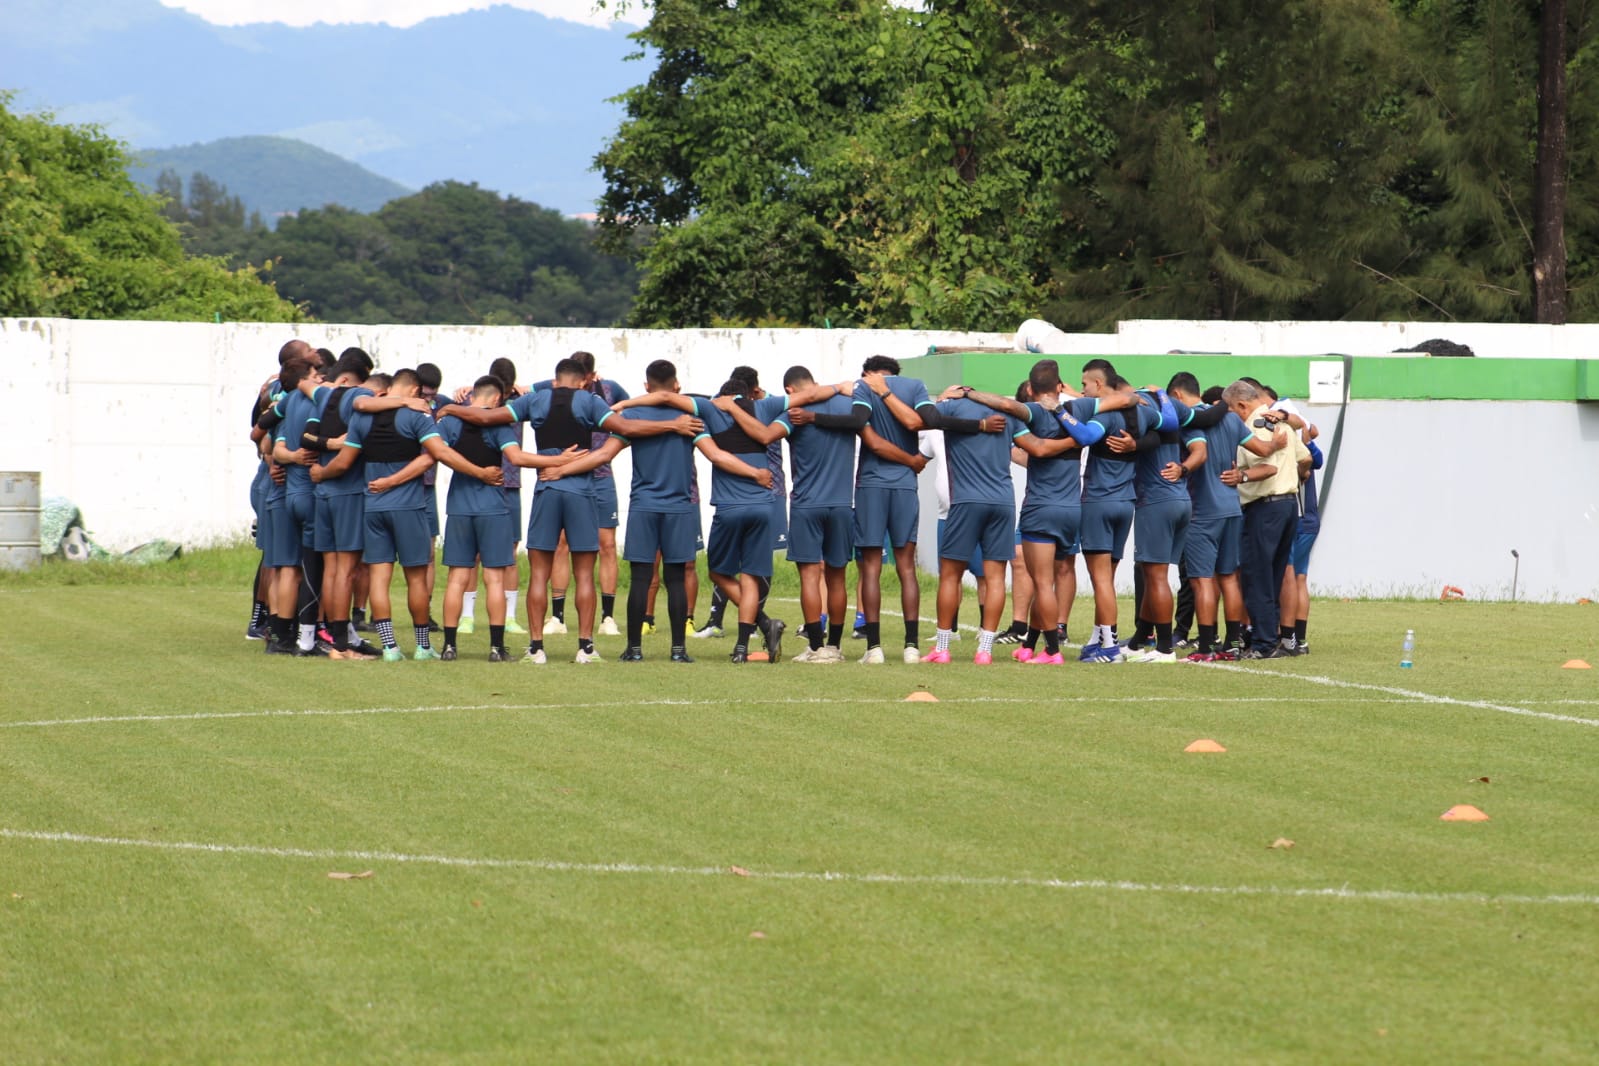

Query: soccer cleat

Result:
[352,616,375,633]
[922,648,952,664]
[264,638,295,656]
[504,618,527,635]
[973,650,993,665]
[790,647,821,663]
[427,619,441,633]
[488,646,510,663]
[598,616,621,637]
[574,647,603,664]
[544,617,568,635]
[1183,651,1218,663]
[1173,638,1195,651]
[381,647,405,662]
[521,648,548,665]
[670,649,695,664]
[1029,652,1064,665]
[851,611,866,638]
[1012,647,1034,663]
[730,647,749,664]
[691,623,724,639]
[246,622,269,641]
[620,646,644,662]
[817,645,844,663]
[860,646,885,664]
[295,643,330,658]
[458,616,475,635]
[349,639,383,659]
[440,646,458,661]
[1296,642,1310,656]
[1129,649,1177,664]
[1078,641,1102,661]
[760,617,785,663]
[1240,643,1291,660]
[994,630,1023,645]
[902,645,921,664]
[640,621,657,636]
[413,647,440,662]
[1087,645,1126,664]
[1211,648,1239,662]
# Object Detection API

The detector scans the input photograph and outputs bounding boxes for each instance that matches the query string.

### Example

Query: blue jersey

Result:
[1299,440,1324,534]
[312,386,374,498]
[751,395,789,503]
[853,376,930,491]
[697,405,772,510]
[260,385,288,505]
[934,397,1030,506]
[584,378,630,483]
[1019,400,1086,511]
[620,399,701,513]
[437,416,515,516]
[1081,406,1138,504]
[778,393,861,509]
[274,386,328,498]
[1183,408,1251,520]
[1130,395,1190,508]
[509,388,615,497]
[344,408,441,513]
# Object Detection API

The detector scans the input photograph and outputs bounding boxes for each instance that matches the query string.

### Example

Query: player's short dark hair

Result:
[731,365,759,389]
[315,347,337,371]
[391,368,420,392]
[1260,383,1279,400]
[332,352,369,382]
[783,365,814,389]
[1103,372,1130,391]
[1028,359,1061,396]
[278,354,319,392]
[1168,371,1200,396]
[415,363,442,390]
[862,355,900,375]
[1201,385,1225,404]
[472,375,505,401]
[1015,380,1032,402]
[340,347,374,373]
[718,379,746,397]
[489,357,517,385]
[366,372,393,393]
[554,358,587,382]
[571,351,596,376]
[646,360,677,386]
[1082,358,1118,377]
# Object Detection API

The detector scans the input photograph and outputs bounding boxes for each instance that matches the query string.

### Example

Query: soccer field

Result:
[3,552,1598,1063]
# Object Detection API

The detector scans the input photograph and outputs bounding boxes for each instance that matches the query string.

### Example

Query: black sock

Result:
[627,563,652,645]
[1057,622,1068,644]
[643,613,656,626]
[444,626,458,650]
[489,624,505,648]
[1295,619,1308,643]
[864,621,881,648]
[529,639,544,654]
[827,622,844,647]
[329,620,349,651]
[1224,621,1241,647]
[1155,622,1173,654]
[1129,620,1153,650]
[352,606,365,624]
[251,600,267,627]
[1008,619,1028,637]
[1279,625,1294,642]
[1023,626,1041,651]
[736,620,756,650]
[804,621,824,650]
[1043,628,1060,654]
[708,588,728,628]
[271,615,292,644]
[755,576,771,619]
[601,593,616,619]
[579,638,594,654]
[552,594,567,623]
[663,562,688,645]
[904,620,919,647]
[1198,623,1218,655]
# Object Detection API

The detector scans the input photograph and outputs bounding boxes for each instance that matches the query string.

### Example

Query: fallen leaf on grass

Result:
[327,870,375,881]
[1469,776,1491,784]
[749,930,767,939]
[10,893,23,900]
[729,866,752,877]
[1268,838,1295,850]
[471,900,483,909]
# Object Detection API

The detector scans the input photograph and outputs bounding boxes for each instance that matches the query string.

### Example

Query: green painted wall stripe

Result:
[902,352,1599,402]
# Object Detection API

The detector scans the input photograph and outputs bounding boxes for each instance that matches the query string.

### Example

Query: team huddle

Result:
[248,341,1322,666]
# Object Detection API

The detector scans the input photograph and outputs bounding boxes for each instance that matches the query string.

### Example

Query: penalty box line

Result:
[0,695,1416,731]
[4,827,1596,908]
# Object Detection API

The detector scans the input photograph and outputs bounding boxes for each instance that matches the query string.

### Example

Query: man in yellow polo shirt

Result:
[1220,380,1308,660]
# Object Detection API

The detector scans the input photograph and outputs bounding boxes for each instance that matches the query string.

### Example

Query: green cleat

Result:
[458,617,475,635]
[381,647,405,662]
[504,619,527,635]
[413,647,440,661]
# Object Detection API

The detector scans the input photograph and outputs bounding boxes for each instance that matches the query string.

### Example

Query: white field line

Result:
[3,827,1594,907]
[1203,663,1599,728]
[0,695,1414,731]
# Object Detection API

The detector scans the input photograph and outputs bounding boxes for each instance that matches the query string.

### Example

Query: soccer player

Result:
[246,349,292,643]
[416,362,445,631]
[268,350,329,655]
[1075,360,1147,663]
[321,368,504,660]
[304,349,380,659]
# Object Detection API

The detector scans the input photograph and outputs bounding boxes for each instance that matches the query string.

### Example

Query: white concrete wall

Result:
[3,317,1595,601]
[1033,319,1599,360]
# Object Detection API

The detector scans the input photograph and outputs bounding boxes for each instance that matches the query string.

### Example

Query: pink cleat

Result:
[973,650,993,665]
[923,648,952,664]
[1012,647,1034,663]
[1029,652,1064,665]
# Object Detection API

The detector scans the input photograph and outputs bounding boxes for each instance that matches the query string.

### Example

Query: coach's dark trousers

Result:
[1240,496,1298,652]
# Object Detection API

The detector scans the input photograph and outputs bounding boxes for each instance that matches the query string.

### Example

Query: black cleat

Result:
[294,643,330,658]
[427,618,441,633]
[353,618,375,633]
[264,639,296,656]
[669,648,694,663]
[620,646,644,662]
[246,622,269,641]
[488,646,510,663]
[730,646,748,664]
[440,646,458,661]
[760,617,785,663]
[350,639,384,658]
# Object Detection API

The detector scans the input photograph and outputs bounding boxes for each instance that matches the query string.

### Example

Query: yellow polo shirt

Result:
[1236,405,1309,503]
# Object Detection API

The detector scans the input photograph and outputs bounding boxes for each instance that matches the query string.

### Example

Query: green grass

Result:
[3,551,1598,1063]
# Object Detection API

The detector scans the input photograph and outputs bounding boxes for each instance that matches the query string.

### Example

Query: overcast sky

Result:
[160,0,645,29]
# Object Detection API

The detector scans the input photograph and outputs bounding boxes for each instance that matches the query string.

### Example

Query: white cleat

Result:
[902,645,921,664]
[543,617,568,635]
[860,646,885,664]
[598,615,621,637]
[817,645,845,663]
[1128,649,1177,664]
[574,647,603,664]
[520,648,547,665]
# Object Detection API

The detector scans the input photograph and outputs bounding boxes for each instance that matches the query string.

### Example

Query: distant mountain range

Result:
[129,136,413,220]
[0,0,644,216]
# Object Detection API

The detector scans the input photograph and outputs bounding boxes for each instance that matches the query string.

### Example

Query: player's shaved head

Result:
[782,365,815,390]
[391,368,421,396]
[1028,359,1062,397]
[553,358,586,384]
[278,339,311,365]
[646,360,677,387]
[472,375,505,403]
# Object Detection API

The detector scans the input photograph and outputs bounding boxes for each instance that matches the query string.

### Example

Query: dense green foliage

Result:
[0,96,301,322]
[598,0,1599,329]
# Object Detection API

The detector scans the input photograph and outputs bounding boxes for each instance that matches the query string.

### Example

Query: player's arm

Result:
[713,398,787,445]
[804,403,872,432]
[859,424,928,473]
[1178,399,1228,429]
[312,440,361,482]
[355,393,432,416]
[539,437,626,482]
[694,437,774,488]
[367,453,435,495]
[612,391,696,414]
[1164,437,1207,482]
[420,436,503,484]
[955,387,1030,421]
[1240,425,1289,457]
[1011,447,1029,468]
[271,433,315,467]
[1013,432,1079,459]
[504,443,589,469]
[436,402,515,427]
[606,410,704,438]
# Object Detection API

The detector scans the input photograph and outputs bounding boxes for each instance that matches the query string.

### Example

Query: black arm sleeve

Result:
[1182,403,1228,429]
[809,407,872,431]
[256,406,284,433]
[915,405,985,433]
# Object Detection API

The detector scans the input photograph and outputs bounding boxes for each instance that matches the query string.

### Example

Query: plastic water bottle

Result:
[1400,629,1414,669]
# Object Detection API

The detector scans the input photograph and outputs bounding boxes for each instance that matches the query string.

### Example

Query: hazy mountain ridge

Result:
[0,1,644,215]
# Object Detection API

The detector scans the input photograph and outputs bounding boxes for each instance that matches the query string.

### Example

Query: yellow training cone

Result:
[1184,739,1227,753]
[1440,805,1490,822]
[904,691,939,702]
[1562,659,1592,670]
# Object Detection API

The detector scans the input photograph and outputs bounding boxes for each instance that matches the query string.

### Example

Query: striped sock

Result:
[375,618,396,649]
[413,624,431,650]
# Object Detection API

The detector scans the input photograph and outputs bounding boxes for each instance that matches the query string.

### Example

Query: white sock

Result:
[298,623,316,651]
[464,591,477,618]
[977,629,996,655]
[935,628,953,652]
[505,590,518,617]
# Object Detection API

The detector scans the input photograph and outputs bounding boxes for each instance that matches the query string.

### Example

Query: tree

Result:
[0,96,300,322]
[1534,0,1569,322]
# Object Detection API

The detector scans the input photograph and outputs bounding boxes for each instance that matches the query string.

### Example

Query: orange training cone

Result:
[746,650,769,662]
[1562,659,1592,670]
[904,691,939,702]
[1440,805,1490,822]
[1184,739,1227,753]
